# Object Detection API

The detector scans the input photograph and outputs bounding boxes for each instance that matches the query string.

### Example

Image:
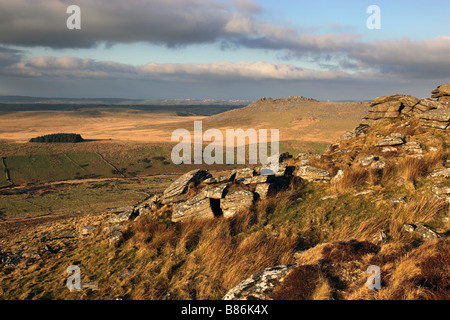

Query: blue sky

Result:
[1,0,449,100]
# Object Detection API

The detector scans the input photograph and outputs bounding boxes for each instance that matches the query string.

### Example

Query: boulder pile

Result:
[356,84,450,130]
[158,160,297,222]
[103,152,340,224]
[431,83,450,106]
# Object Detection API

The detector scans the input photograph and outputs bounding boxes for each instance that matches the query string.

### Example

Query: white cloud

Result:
[4,55,351,81]
[1,0,449,92]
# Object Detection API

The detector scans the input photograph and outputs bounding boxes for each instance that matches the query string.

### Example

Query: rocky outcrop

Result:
[221,190,255,218]
[420,107,450,129]
[106,209,135,224]
[111,153,294,222]
[356,84,450,131]
[432,184,450,196]
[296,165,330,182]
[402,142,423,154]
[429,168,450,179]
[255,183,272,199]
[359,155,380,167]
[131,152,304,222]
[223,265,296,300]
[431,83,450,106]
[361,95,408,126]
[79,225,97,237]
[162,169,210,204]
[402,223,442,240]
[375,133,406,147]
[172,193,218,222]
[234,168,255,182]
[171,183,228,222]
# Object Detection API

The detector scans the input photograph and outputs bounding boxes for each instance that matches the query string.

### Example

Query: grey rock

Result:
[372,231,389,245]
[429,168,450,179]
[234,168,255,181]
[371,94,405,106]
[260,163,295,177]
[330,170,344,184]
[359,155,379,167]
[103,223,123,235]
[381,146,398,153]
[144,194,162,211]
[431,83,450,97]
[296,166,330,182]
[432,185,450,195]
[375,133,406,147]
[399,95,419,108]
[242,175,274,185]
[215,170,236,183]
[415,223,441,240]
[402,223,441,240]
[223,265,296,300]
[255,183,273,200]
[417,99,443,110]
[420,119,449,130]
[298,159,311,166]
[419,107,450,130]
[370,101,403,115]
[371,161,386,170]
[172,193,216,222]
[420,107,450,121]
[320,194,338,201]
[341,131,355,141]
[81,282,99,291]
[402,224,416,233]
[202,183,228,199]
[402,142,423,154]
[203,177,217,184]
[221,190,254,218]
[109,230,123,247]
[387,197,406,205]
[21,252,41,259]
[79,225,98,237]
[163,169,210,203]
[106,210,135,224]
[354,190,375,197]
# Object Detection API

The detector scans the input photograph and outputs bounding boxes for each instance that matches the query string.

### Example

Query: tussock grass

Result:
[331,165,369,194]
[120,204,299,299]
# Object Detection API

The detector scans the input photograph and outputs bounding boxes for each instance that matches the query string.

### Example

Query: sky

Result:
[0,0,450,101]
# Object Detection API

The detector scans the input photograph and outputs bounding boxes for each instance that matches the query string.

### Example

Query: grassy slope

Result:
[0,116,448,300]
[205,99,369,143]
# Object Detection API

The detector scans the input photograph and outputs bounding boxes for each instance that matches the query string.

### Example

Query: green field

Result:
[0,140,327,187]
[5,154,84,185]
[0,177,173,220]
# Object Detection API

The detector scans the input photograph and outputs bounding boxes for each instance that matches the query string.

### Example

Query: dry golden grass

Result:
[272,237,449,300]
[0,110,206,143]
[331,165,369,194]
[121,205,300,300]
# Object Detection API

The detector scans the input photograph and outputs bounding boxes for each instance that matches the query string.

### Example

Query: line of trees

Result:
[29,133,85,143]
